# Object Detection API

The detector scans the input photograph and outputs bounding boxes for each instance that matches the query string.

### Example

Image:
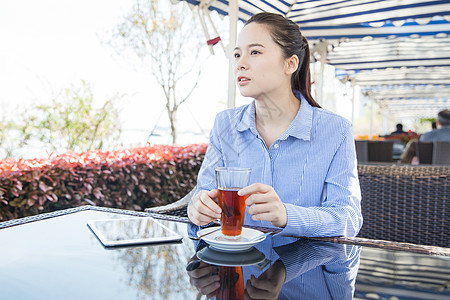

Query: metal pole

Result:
[352,80,356,132]
[227,0,238,108]
[369,100,373,139]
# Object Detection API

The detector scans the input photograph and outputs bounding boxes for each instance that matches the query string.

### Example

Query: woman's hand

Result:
[188,189,222,226]
[243,260,286,300]
[238,183,287,228]
[186,257,220,299]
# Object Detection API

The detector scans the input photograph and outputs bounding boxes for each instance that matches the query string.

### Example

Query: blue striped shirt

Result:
[247,238,361,299]
[190,91,363,237]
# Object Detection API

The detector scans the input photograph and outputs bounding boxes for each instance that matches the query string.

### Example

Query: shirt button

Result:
[274,143,279,149]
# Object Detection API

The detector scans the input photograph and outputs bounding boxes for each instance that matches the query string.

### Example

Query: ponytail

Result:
[293,36,321,108]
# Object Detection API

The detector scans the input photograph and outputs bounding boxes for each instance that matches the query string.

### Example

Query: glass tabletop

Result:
[0,207,449,300]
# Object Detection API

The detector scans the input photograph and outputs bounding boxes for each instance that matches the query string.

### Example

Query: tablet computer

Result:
[87,217,183,248]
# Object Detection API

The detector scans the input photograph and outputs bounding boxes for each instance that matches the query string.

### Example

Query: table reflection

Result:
[188,237,361,299]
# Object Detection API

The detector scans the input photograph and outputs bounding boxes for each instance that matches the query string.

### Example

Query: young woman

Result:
[188,12,362,238]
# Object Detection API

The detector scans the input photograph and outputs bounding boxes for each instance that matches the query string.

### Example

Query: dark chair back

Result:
[433,141,450,165]
[367,141,394,162]
[357,164,450,247]
[355,140,394,163]
[355,140,369,163]
[417,141,433,164]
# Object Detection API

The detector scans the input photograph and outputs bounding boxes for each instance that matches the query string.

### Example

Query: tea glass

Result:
[215,167,251,240]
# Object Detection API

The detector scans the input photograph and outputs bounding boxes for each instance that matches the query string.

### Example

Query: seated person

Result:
[390,123,407,136]
[187,12,362,239]
[420,110,450,142]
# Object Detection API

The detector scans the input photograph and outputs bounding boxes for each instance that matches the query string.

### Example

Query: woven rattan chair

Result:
[357,164,450,248]
[355,140,394,163]
[367,140,394,162]
[433,141,450,165]
[417,141,433,164]
[146,164,450,247]
[145,188,194,217]
[355,141,369,163]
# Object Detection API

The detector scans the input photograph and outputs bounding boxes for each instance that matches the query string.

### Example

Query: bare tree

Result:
[112,0,205,144]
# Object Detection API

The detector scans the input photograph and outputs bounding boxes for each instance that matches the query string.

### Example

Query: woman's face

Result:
[234,22,291,100]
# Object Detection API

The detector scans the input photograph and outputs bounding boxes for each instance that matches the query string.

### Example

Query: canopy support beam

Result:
[227,0,238,108]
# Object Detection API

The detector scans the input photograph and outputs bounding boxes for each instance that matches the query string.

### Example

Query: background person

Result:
[187,12,362,238]
[420,109,450,142]
[390,123,407,135]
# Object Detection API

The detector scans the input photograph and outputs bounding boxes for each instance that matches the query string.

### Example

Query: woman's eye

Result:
[234,53,240,58]
[251,50,260,55]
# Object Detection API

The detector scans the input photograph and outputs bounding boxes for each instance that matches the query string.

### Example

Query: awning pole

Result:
[227,0,238,108]
[369,100,373,138]
[319,57,325,107]
[197,8,215,55]
[351,79,356,131]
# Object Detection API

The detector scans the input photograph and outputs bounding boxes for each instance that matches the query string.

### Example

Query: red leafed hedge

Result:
[0,144,207,221]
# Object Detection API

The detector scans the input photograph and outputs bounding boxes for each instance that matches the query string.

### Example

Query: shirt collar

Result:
[235,90,314,141]
[236,100,257,135]
[282,90,314,141]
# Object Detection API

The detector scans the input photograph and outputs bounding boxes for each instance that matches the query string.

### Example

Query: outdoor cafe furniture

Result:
[355,140,395,163]
[417,141,450,165]
[147,163,450,248]
[1,205,449,299]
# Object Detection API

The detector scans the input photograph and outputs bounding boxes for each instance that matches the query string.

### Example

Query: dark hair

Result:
[438,109,450,126]
[396,123,403,131]
[245,12,321,108]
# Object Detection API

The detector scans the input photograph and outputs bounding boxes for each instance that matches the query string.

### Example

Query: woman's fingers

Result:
[247,201,272,215]
[238,183,287,227]
[200,189,221,215]
[238,183,271,197]
[188,190,221,226]
[188,264,220,296]
[189,276,220,296]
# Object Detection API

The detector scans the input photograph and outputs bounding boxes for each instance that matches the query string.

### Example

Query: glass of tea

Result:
[215,167,251,240]
[215,266,244,300]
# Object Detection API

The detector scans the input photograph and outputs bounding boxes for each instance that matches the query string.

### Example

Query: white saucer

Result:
[197,246,266,267]
[197,227,267,252]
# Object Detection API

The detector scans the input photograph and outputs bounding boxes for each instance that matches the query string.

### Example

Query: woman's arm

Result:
[281,127,363,237]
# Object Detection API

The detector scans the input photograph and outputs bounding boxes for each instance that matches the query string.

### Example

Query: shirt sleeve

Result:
[280,123,363,237]
[274,240,355,283]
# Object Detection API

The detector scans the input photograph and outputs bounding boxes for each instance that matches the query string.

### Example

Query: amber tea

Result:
[215,266,244,300]
[215,167,251,239]
[218,188,246,237]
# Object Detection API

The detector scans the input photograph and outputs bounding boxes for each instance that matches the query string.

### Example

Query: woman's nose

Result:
[236,58,248,71]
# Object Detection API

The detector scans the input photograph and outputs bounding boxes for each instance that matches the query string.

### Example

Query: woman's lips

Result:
[237,76,250,86]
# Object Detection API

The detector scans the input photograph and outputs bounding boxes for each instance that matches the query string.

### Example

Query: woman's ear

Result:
[285,55,299,75]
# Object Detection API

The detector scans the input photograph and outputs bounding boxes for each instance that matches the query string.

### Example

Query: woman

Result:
[188,12,362,237]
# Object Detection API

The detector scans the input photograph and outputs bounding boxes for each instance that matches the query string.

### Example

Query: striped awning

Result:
[326,36,450,118]
[328,36,450,72]
[178,0,450,117]
[182,0,450,40]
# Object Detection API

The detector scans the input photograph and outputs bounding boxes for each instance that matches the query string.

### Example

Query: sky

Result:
[0,0,239,157]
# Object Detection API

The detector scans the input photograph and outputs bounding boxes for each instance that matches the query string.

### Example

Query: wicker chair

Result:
[417,141,433,164]
[355,140,394,163]
[358,164,449,248]
[146,164,450,247]
[433,141,450,165]
[145,188,195,217]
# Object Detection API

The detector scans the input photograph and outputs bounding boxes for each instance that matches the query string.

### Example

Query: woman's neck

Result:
[254,90,300,148]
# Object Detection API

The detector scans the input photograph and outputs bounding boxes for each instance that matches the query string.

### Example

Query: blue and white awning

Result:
[181,0,450,40]
[327,36,450,72]
[176,0,450,116]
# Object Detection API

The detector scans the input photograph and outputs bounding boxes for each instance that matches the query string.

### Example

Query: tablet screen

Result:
[87,217,183,248]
